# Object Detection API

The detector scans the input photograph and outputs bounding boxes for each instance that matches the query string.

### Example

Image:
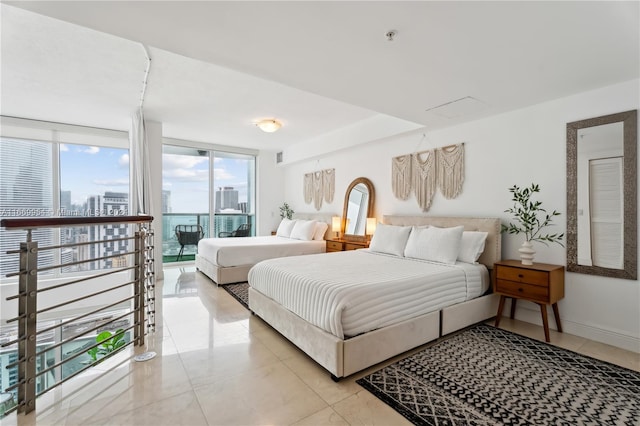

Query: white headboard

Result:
[382,215,502,268]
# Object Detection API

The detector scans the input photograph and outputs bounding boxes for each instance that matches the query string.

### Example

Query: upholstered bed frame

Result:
[196,213,335,285]
[248,215,502,379]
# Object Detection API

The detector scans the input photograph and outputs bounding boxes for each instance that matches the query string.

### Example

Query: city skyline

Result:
[60,145,253,214]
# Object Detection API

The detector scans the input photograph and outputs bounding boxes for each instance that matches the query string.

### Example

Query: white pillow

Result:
[457,231,488,264]
[404,225,464,264]
[290,219,317,241]
[369,223,412,257]
[313,221,329,240]
[276,218,296,238]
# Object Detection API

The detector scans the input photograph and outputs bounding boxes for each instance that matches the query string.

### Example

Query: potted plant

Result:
[279,202,294,220]
[502,183,564,265]
[86,329,126,364]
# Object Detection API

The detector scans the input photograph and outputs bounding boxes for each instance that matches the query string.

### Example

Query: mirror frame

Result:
[342,177,375,239]
[566,109,637,280]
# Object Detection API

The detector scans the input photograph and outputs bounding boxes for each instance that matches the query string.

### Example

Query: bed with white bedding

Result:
[195,213,332,285]
[248,215,502,379]
[249,250,489,339]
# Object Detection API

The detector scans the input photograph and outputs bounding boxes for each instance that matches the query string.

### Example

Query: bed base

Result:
[249,287,499,379]
[195,254,252,285]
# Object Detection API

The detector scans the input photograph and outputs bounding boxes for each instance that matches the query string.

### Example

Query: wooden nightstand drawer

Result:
[326,240,343,251]
[495,279,549,301]
[496,266,548,286]
[344,243,363,251]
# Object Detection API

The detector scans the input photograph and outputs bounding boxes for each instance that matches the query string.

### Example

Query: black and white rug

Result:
[356,324,639,425]
[221,282,249,309]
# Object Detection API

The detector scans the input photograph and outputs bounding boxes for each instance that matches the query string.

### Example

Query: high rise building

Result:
[60,190,71,212]
[101,192,129,268]
[0,139,55,277]
[215,187,239,212]
[162,190,171,213]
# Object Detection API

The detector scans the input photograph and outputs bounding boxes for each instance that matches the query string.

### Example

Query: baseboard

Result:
[506,300,640,354]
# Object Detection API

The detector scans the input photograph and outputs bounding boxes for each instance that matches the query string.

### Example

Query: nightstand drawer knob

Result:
[517,287,523,292]
[518,274,524,278]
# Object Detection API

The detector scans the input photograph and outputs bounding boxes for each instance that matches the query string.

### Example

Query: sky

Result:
[60,143,252,213]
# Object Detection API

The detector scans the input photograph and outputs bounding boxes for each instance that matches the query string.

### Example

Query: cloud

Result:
[214,168,234,181]
[81,146,100,154]
[93,178,129,186]
[60,144,69,152]
[118,153,129,167]
[163,154,208,169]
[163,168,209,182]
[162,154,210,182]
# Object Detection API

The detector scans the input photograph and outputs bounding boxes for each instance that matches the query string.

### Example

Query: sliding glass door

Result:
[162,144,256,263]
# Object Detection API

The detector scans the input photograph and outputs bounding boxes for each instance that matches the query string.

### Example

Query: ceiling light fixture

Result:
[385,30,397,41]
[256,119,282,133]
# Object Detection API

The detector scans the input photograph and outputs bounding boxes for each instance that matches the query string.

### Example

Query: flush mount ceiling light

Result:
[256,119,282,133]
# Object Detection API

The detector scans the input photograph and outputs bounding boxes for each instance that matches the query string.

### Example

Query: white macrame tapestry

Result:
[437,144,465,199]
[313,170,324,210]
[323,168,335,203]
[412,150,437,212]
[303,168,335,210]
[392,154,412,200]
[303,173,313,204]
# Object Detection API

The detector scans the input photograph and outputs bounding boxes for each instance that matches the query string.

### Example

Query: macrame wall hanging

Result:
[303,168,335,211]
[303,173,313,204]
[323,168,335,203]
[391,143,465,211]
[412,150,437,211]
[437,144,464,199]
[391,154,412,200]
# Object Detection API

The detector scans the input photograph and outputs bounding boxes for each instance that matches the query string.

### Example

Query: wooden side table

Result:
[493,259,565,342]
[326,238,369,252]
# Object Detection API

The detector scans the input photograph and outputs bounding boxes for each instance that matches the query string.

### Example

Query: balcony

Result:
[162,213,254,263]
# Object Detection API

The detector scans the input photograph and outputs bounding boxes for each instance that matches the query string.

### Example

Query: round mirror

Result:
[342,177,375,237]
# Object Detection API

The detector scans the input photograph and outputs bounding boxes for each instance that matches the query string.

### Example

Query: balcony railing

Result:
[0,215,154,416]
[162,213,254,262]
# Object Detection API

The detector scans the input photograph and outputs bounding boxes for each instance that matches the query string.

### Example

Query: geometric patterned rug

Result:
[221,282,249,309]
[356,324,640,425]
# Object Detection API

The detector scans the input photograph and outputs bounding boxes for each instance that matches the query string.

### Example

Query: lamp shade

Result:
[256,119,282,133]
[366,218,377,236]
[331,216,341,233]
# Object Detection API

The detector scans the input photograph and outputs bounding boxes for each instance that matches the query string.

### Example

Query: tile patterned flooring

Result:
[3,266,638,425]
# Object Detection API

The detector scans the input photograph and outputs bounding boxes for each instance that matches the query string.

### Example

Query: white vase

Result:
[519,240,536,265]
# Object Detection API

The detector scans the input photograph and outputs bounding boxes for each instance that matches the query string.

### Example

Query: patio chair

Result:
[218,223,251,238]
[175,224,204,261]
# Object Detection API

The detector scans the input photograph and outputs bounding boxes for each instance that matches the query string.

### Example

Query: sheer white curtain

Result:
[129,108,152,215]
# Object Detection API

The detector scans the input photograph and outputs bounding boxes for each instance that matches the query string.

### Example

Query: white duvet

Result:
[198,236,325,267]
[248,249,489,339]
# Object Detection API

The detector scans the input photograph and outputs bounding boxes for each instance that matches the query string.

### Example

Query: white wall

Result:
[256,150,286,235]
[282,79,640,352]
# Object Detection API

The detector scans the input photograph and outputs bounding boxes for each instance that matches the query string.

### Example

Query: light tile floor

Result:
[4,266,639,425]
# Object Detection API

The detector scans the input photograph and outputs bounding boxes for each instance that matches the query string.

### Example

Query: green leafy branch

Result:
[87,329,126,362]
[279,202,294,220]
[501,183,564,247]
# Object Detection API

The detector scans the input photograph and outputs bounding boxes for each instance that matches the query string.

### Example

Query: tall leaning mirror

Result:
[342,177,375,238]
[566,109,637,280]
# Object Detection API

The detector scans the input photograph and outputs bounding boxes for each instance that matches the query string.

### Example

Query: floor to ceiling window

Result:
[0,118,130,278]
[0,117,131,405]
[162,143,256,263]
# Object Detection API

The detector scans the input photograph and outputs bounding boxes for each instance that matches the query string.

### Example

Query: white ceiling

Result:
[2,1,638,153]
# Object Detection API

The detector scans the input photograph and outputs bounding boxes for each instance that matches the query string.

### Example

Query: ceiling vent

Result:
[425,96,490,119]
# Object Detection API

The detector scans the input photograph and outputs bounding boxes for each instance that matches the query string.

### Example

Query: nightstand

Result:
[326,238,369,252]
[493,259,565,342]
